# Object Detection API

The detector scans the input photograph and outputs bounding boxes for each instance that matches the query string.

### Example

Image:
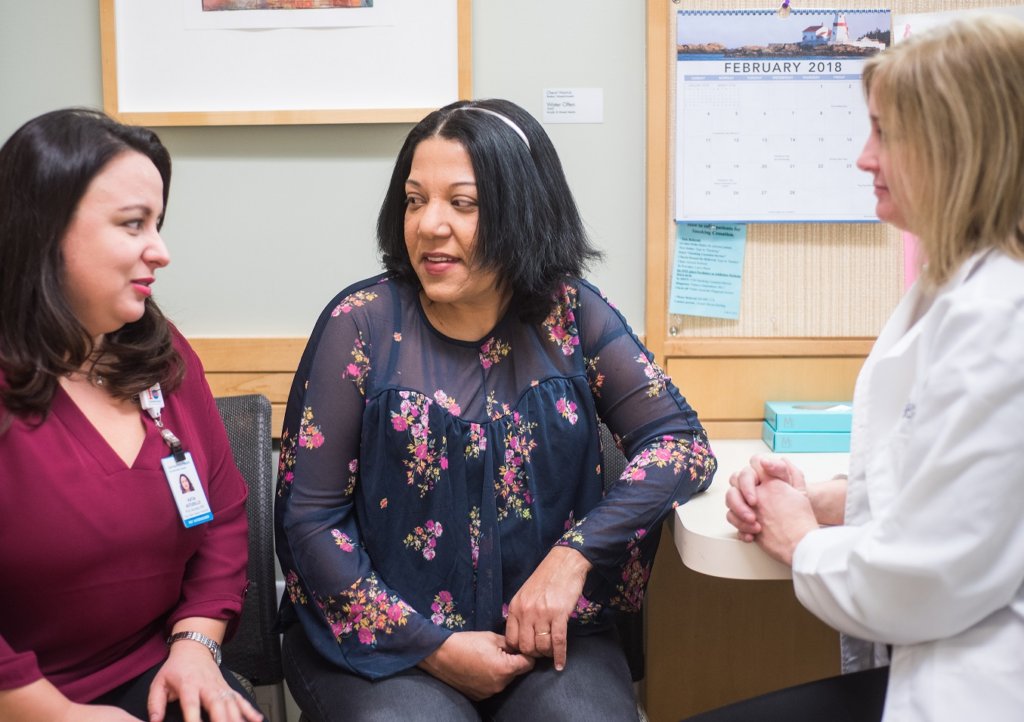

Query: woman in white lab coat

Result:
[692,14,1024,722]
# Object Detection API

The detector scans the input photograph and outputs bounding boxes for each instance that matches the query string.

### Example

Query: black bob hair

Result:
[0,107,182,422]
[376,98,602,323]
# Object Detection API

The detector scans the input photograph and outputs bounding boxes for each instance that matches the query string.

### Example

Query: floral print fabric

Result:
[275,275,716,679]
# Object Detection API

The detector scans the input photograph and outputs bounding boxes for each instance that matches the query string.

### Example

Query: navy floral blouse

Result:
[275,274,716,679]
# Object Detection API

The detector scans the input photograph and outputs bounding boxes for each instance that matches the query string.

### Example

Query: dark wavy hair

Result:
[377,98,601,322]
[0,108,183,423]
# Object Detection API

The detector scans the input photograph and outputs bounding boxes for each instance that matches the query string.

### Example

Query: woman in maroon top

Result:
[0,109,262,722]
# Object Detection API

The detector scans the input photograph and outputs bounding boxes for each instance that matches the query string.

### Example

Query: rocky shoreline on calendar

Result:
[678,43,882,58]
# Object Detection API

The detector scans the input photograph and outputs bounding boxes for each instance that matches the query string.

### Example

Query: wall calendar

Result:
[675,9,891,223]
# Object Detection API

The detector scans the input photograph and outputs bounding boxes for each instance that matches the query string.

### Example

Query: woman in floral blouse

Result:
[275,98,717,721]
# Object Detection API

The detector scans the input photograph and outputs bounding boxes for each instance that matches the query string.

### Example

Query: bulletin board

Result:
[644,8,1024,720]
[99,0,471,126]
[645,0,1024,359]
[647,0,901,353]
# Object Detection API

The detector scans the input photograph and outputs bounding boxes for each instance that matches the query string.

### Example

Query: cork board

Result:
[645,0,1024,348]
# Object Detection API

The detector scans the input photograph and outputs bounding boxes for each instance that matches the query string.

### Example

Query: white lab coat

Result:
[792,248,1024,721]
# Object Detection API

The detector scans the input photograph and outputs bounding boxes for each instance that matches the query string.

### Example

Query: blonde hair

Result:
[862,14,1024,286]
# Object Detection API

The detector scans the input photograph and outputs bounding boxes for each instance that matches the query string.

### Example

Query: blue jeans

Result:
[283,623,639,722]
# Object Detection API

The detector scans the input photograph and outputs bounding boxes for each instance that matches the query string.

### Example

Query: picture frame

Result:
[99,0,472,126]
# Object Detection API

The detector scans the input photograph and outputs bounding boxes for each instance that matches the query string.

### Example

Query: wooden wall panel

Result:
[192,337,303,436]
[670,356,864,431]
[204,372,294,401]
[190,338,304,373]
[701,420,762,440]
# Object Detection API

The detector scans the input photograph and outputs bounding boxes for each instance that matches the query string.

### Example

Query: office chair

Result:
[598,422,645,684]
[215,394,287,722]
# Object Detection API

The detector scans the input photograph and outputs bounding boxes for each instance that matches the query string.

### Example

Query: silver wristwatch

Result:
[167,630,223,666]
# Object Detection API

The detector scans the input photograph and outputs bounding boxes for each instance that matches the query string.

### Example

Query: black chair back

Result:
[215,394,284,687]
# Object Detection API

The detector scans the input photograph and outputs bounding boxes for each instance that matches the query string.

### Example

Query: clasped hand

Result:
[725,455,819,566]
[417,631,534,701]
[418,546,591,699]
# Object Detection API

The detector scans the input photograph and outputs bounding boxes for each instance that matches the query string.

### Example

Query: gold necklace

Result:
[65,370,106,387]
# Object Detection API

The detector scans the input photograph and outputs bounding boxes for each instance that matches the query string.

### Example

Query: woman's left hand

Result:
[147,642,263,722]
[753,479,819,566]
[505,546,592,671]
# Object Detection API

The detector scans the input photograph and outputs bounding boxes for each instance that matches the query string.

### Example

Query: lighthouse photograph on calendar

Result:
[674,8,891,223]
[677,9,889,59]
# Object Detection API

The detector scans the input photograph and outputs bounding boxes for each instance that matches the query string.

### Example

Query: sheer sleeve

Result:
[275,288,450,679]
[557,281,716,606]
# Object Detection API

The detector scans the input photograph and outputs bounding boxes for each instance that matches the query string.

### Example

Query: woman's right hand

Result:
[417,631,534,700]
[0,679,137,722]
[726,455,807,541]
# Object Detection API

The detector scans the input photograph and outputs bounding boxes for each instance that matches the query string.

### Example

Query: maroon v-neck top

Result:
[0,331,248,702]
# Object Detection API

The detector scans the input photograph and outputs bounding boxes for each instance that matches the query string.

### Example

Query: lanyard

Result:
[138,383,186,462]
[140,383,214,528]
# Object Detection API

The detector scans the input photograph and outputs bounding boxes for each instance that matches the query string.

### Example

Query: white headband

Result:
[457,106,531,149]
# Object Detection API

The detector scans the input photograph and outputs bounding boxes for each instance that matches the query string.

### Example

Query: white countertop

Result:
[673,439,849,580]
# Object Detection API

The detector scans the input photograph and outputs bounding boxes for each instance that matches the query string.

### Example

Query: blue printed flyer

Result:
[670,223,747,320]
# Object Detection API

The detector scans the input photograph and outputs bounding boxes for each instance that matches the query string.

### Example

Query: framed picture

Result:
[99,0,472,126]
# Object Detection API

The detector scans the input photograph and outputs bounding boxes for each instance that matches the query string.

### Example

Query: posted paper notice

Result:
[670,223,747,319]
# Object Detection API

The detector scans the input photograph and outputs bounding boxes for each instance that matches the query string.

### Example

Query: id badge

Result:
[161,452,214,528]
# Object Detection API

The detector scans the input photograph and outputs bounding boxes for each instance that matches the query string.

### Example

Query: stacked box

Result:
[762,401,852,452]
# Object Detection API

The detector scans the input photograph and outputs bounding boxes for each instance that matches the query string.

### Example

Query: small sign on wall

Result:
[543,88,603,123]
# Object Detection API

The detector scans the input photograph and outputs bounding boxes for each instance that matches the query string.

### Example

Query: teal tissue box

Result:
[764,401,853,433]
[762,421,851,452]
